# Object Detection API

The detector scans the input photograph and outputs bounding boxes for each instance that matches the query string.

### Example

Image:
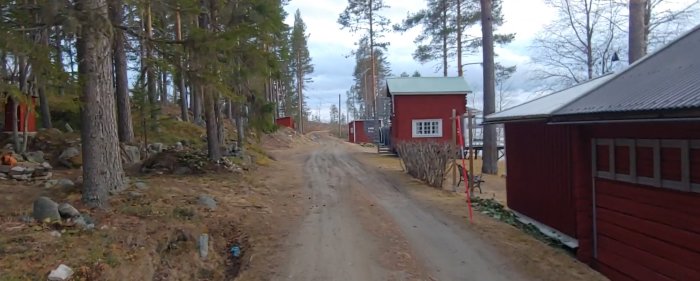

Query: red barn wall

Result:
[391,94,466,145]
[504,121,577,237]
[573,121,700,281]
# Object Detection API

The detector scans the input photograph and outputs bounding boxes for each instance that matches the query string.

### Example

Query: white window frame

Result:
[412,119,443,138]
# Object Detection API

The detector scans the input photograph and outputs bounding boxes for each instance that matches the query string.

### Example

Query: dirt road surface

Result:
[277,134,527,281]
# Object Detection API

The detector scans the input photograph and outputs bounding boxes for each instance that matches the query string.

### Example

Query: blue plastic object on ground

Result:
[230,245,241,258]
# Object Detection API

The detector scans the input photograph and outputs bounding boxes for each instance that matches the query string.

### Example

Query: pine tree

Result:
[290,10,314,133]
[76,0,125,208]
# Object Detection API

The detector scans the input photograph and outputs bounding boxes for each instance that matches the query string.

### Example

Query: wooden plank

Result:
[596,263,638,281]
[597,220,700,272]
[598,236,700,280]
[596,193,700,234]
[596,179,700,216]
[596,208,700,253]
[597,248,674,281]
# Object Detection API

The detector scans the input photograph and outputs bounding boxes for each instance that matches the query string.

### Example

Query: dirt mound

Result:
[261,127,310,149]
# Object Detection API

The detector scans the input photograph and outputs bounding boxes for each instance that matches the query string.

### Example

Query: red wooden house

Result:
[486,25,700,281]
[384,77,470,147]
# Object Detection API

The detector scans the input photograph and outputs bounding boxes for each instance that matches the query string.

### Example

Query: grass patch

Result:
[119,204,155,218]
[172,207,196,221]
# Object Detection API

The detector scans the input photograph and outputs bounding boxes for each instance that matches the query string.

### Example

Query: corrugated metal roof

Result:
[554,25,700,117]
[484,74,614,123]
[385,77,471,95]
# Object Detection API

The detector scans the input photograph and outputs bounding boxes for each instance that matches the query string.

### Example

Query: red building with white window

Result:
[486,25,700,281]
[384,77,470,148]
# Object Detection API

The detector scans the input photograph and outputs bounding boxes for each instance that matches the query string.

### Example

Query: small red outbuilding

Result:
[384,77,470,148]
[275,116,295,129]
[348,119,380,144]
[3,96,37,133]
[486,25,700,281]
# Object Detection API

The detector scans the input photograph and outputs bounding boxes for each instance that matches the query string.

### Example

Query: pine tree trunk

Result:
[175,8,189,122]
[480,0,498,175]
[145,3,157,122]
[203,88,221,160]
[76,0,125,208]
[456,0,463,77]
[194,86,203,124]
[109,0,135,143]
[38,27,53,129]
[442,0,448,77]
[160,70,167,104]
[629,0,646,63]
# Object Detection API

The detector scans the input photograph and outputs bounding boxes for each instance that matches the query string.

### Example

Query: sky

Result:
[282,0,695,122]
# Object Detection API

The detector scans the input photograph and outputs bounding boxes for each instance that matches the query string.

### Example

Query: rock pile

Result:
[0,161,53,181]
[32,196,95,229]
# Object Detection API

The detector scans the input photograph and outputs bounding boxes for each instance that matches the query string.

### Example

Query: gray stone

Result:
[198,234,209,259]
[23,151,45,163]
[48,264,73,281]
[198,195,217,210]
[50,230,62,238]
[33,196,61,222]
[32,172,52,181]
[12,174,31,181]
[74,215,95,230]
[134,181,148,190]
[64,123,74,133]
[121,145,141,164]
[19,215,34,223]
[127,191,144,199]
[58,203,81,218]
[0,165,11,173]
[0,172,7,180]
[44,179,59,188]
[174,142,184,150]
[10,166,26,174]
[149,143,164,153]
[58,147,81,167]
[57,179,75,189]
[41,162,53,169]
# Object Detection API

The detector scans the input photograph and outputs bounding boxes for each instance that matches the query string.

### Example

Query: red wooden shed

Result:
[348,119,380,144]
[275,116,295,129]
[384,77,470,147]
[3,96,37,133]
[486,25,700,281]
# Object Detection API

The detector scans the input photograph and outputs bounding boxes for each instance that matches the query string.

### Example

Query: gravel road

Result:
[278,136,528,281]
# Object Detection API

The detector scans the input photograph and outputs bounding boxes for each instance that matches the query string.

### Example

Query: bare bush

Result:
[395,141,457,188]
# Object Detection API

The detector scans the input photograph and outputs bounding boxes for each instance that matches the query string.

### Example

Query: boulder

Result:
[58,147,82,168]
[57,179,75,189]
[41,162,53,169]
[9,166,26,175]
[33,197,61,222]
[23,151,45,163]
[58,203,81,218]
[197,195,217,210]
[120,144,141,164]
[174,142,184,151]
[149,143,164,153]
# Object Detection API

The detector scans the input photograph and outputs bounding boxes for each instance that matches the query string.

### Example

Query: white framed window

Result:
[412,119,442,138]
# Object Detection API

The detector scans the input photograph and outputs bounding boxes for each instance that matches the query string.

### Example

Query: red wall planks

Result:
[504,122,577,237]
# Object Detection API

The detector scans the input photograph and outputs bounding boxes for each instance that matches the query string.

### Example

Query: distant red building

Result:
[3,96,37,133]
[486,26,700,281]
[384,77,470,147]
[275,116,295,129]
[348,119,379,144]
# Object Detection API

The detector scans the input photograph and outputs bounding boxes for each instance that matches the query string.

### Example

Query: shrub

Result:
[395,141,456,188]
